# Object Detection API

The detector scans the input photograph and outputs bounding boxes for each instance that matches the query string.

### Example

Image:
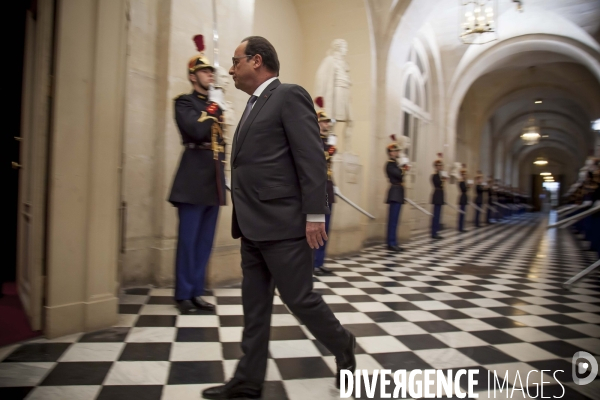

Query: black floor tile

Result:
[96,385,163,400]
[221,342,243,360]
[118,343,171,361]
[371,352,431,371]
[345,323,388,337]
[529,359,574,382]
[274,357,333,380]
[537,326,589,340]
[533,340,583,358]
[0,387,34,400]
[119,304,142,314]
[428,310,470,320]
[219,315,245,327]
[176,327,220,342]
[272,305,292,314]
[361,288,394,295]
[135,315,177,327]
[329,303,358,313]
[442,300,477,309]
[262,381,290,400]
[452,292,485,299]
[124,288,150,295]
[458,346,518,364]
[40,362,112,386]
[479,317,527,329]
[364,311,406,323]
[168,361,224,384]
[414,321,461,333]
[216,297,243,305]
[486,307,529,317]
[2,343,71,363]
[541,314,585,325]
[396,334,448,350]
[383,302,421,311]
[342,295,375,303]
[471,330,522,345]
[401,294,434,301]
[270,326,307,340]
[146,296,175,305]
[79,327,130,343]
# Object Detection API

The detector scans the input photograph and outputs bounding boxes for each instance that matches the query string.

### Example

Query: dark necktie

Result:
[235,95,258,145]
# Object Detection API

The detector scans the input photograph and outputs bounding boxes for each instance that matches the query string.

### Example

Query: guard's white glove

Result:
[582,200,592,207]
[440,171,449,178]
[208,85,227,111]
[467,179,474,185]
[399,156,410,167]
[327,134,337,146]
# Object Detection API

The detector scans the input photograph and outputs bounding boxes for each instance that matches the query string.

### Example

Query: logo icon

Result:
[572,351,598,385]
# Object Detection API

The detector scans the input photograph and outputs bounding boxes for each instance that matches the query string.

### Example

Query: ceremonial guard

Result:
[385,136,405,252]
[474,171,484,227]
[458,165,469,232]
[313,97,336,276]
[487,177,495,223]
[168,36,226,314]
[431,154,445,239]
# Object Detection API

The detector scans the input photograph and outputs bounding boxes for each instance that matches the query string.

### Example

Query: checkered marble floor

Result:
[1,213,599,399]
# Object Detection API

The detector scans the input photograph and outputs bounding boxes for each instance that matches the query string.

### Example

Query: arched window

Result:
[401,41,431,162]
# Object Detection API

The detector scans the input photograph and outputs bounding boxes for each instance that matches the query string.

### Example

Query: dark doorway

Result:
[0,0,41,347]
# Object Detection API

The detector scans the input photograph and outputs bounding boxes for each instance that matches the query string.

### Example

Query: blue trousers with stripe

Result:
[387,202,402,247]
[175,204,219,301]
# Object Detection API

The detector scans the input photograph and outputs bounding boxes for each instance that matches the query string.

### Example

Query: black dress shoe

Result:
[432,235,443,240]
[202,378,262,399]
[203,288,213,296]
[313,266,333,276]
[319,265,334,274]
[335,332,356,388]
[176,299,197,314]
[387,245,403,252]
[191,297,215,312]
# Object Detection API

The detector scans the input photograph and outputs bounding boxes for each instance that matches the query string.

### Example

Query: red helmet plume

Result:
[315,96,324,108]
[193,35,205,52]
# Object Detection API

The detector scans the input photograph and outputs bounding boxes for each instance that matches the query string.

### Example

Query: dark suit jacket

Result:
[168,92,226,206]
[475,184,484,205]
[431,173,444,205]
[385,159,404,204]
[459,181,468,206]
[230,79,329,241]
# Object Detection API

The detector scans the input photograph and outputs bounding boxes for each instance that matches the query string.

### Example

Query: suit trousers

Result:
[458,204,466,231]
[234,236,348,384]
[431,204,442,237]
[314,205,332,268]
[387,202,402,247]
[174,204,219,301]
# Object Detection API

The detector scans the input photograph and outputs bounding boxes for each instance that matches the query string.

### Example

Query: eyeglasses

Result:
[231,54,253,67]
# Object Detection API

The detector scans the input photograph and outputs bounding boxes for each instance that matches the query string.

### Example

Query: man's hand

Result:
[306,222,328,249]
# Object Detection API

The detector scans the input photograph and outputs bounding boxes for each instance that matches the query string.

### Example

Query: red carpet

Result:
[0,282,41,347]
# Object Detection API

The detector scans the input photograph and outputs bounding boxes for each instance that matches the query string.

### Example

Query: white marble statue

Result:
[396,135,411,167]
[315,39,353,152]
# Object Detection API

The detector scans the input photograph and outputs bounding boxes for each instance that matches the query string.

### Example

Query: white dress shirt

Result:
[247,77,325,223]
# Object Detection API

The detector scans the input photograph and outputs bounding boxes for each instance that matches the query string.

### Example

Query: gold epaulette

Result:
[173,93,188,101]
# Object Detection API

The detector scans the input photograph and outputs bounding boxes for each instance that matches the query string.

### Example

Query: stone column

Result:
[45,0,128,338]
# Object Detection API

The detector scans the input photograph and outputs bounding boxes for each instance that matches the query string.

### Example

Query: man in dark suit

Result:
[431,159,445,239]
[385,140,405,252]
[202,36,355,400]
[168,53,226,314]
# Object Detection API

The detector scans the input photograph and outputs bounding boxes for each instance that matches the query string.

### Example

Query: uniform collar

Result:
[193,90,208,100]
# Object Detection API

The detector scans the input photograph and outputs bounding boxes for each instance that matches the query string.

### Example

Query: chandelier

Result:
[460,0,498,44]
[521,117,540,146]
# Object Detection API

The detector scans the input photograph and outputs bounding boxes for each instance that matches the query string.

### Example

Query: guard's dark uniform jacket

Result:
[459,181,468,206]
[322,134,336,207]
[386,159,405,204]
[475,184,484,205]
[168,91,226,206]
[431,173,444,205]
[488,186,496,205]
